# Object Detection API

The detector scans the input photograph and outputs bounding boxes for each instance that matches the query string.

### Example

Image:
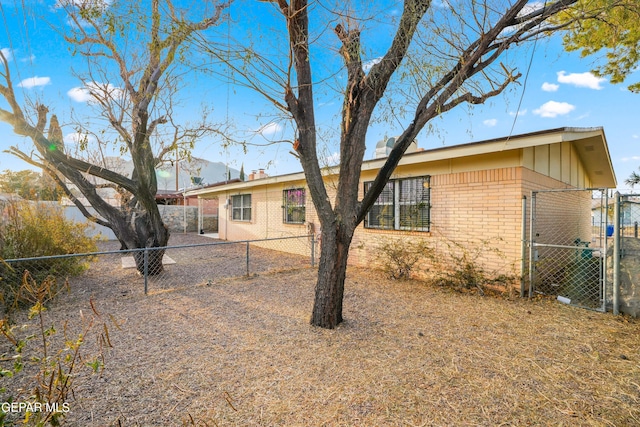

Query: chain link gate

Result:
[528,188,609,311]
[615,194,640,317]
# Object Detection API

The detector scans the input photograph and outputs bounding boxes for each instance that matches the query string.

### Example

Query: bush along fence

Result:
[1,235,316,306]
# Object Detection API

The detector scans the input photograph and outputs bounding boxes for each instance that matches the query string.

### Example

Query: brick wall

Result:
[212,165,588,280]
[218,181,314,256]
[350,167,526,275]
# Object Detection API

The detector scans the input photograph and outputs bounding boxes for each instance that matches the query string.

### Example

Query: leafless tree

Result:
[202,0,586,328]
[0,0,228,273]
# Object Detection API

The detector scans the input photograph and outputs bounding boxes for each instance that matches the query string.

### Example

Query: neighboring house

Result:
[593,196,640,230]
[58,157,240,235]
[156,190,219,215]
[184,127,616,274]
[156,179,245,233]
[62,156,240,206]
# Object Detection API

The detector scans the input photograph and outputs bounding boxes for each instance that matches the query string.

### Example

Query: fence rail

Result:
[526,188,608,311]
[523,189,640,317]
[2,235,316,298]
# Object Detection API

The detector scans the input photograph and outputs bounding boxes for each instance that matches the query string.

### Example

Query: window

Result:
[364,176,430,232]
[283,188,306,224]
[231,194,251,221]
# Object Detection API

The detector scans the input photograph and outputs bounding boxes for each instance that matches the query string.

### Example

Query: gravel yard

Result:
[2,233,639,426]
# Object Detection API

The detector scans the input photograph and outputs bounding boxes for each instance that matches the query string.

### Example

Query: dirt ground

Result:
[2,234,640,426]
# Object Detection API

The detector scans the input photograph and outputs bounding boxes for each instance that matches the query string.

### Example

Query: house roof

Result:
[0,193,23,202]
[185,127,616,198]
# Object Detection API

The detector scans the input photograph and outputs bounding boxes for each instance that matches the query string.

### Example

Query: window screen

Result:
[283,188,306,224]
[364,176,430,232]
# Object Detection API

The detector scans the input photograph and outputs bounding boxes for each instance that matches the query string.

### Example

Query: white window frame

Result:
[231,194,252,222]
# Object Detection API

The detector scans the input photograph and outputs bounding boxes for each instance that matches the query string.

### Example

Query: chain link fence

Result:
[1,235,316,302]
[528,189,608,311]
[616,194,640,316]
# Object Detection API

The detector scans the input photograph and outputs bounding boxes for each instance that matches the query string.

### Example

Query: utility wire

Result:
[506,0,549,140]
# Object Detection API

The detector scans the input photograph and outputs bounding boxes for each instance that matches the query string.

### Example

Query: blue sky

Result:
[0,0,639,190]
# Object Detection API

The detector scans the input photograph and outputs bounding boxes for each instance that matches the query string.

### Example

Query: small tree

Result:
[626,169,640,188]
[0,273,113,426]
[0,170,62,201]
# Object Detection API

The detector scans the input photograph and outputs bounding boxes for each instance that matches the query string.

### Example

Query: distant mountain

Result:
[154,158,240,191]
[104,157,240,191]
[62,157,240,207]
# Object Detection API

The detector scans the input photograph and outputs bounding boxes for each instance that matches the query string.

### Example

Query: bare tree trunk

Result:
[311,222,355,328]
[130,217,169,275]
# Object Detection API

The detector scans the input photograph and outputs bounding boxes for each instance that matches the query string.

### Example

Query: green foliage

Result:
[0,273,113,426]
[561,0,640,92]
[0,170,62,201]
[0,200,101,313]
[625,169,640,188]
[375,238,435,280]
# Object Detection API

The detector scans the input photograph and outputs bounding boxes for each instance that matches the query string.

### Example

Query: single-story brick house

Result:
[185,127,616,277]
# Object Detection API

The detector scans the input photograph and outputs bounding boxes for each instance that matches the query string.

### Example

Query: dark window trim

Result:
[283,188,306,224]
[364,176,431,232]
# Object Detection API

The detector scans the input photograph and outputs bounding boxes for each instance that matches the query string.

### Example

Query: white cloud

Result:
[533,101,575,118]
[19,54,36,63]
[483,119,497,127]
[557,71,606,90]
[257,122,282,137]
[17,76,51,89]
[67,82,124,103]
[541,82,559,92]
[68,87,92,102]
[632,134,639,139]
[509,109,527,117]
[501,2,545,36]
[363,57,382,73]
[433,0,452,9]
[621,156,640,162]
[520,1,545,14]
[55,0,112,8]
[64,132,97,146]
[325,152,340,166]
[0,48,11,62]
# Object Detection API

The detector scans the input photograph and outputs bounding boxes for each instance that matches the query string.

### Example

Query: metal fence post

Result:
[246,241,250,277]
[613,191,620,315]
[602,191,609,312]
[144,248,149,295]
[311,233,316,267]
[520,195,527,298]
[528,191,536,298]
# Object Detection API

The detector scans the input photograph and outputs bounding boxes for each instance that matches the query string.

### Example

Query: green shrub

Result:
[0,272,112,426]
[434,238,517,295]
[375,238,435,280]
[0,201,101,312]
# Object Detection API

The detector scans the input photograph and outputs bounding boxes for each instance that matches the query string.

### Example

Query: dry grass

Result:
[3,239,640,426]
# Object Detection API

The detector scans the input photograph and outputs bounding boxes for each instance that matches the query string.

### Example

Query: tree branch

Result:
[357,0,579,223]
